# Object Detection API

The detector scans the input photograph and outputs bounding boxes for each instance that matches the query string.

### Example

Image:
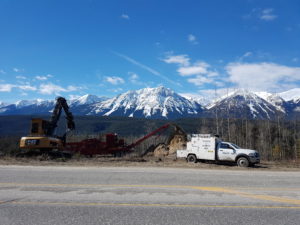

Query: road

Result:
[0,165,299,225]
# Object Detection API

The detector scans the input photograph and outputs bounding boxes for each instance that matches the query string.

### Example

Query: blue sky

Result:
[0,0,300,102]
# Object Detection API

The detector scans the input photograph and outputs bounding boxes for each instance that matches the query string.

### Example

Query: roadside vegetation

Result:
[0,116,299,163]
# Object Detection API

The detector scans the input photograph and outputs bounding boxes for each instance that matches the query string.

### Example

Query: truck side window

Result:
[220,143,230,149]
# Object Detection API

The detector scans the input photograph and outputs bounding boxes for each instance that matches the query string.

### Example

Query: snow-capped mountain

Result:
[179,93,210,106]
[0,99,55,115]
[88,86,202,119]
[207,89,283,119]
[278,88,300,101]
[70,94,108,106]
[0,87,299,119]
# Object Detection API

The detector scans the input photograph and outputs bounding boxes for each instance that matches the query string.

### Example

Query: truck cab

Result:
[177,134,260,167]
[217,141,260,166]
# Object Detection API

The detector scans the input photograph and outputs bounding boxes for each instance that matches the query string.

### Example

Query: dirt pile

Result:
[168,134,187,155]
[153,144,169,157]
[142,124,187,158]
[149,132,187,158]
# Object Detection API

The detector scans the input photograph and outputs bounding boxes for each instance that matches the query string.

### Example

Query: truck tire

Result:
[237,157,249,167]
[187,154,197,163]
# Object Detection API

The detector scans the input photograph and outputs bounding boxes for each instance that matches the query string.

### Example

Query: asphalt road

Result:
[0,165,299,225]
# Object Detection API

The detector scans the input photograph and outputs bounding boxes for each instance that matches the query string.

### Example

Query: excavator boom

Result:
[47,97,75,136]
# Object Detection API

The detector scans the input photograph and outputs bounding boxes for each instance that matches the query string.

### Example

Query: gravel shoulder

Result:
[0,155,299,171]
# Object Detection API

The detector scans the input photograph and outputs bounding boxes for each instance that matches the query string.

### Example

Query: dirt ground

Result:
[0,154,299,171]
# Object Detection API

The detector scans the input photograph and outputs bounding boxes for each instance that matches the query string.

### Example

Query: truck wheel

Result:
[237,157,249,167]
[187,154,197,163]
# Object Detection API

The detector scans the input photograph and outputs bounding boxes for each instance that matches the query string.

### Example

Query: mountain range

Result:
[0,86,299,120]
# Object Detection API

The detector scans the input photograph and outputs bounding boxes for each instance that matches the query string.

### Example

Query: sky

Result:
[0,0,300,102]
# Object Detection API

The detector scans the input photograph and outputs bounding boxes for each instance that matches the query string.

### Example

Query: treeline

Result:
[195,117,300,161]
[0,115,299,161]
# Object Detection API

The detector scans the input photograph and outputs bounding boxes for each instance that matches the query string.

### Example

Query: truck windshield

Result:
[231,143,240,149]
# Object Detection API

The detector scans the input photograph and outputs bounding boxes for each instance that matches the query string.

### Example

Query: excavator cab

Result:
[30,118,49,136]
[19,118,64,150]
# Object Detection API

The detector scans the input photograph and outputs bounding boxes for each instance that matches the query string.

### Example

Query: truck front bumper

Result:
[249,156,260,164]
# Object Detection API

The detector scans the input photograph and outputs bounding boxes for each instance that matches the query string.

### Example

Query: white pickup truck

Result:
[177,134,260,167]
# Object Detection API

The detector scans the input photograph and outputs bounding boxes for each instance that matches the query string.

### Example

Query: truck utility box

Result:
[177,134,218,160]
[177,134,260,167]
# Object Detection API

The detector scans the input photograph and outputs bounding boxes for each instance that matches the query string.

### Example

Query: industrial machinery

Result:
[19,97,75,151]
[65,123,185,156]
[19,95,185,158]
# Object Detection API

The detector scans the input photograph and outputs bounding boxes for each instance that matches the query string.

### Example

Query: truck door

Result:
[218,143,236,161]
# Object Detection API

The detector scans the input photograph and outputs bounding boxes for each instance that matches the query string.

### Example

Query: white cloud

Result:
[121,14,129,20]
[0,84,15,92]
[13,68,23,72]
[0,81,80,95]
[163,54,190,66]
[105,76,125,85]
[243,52,252,57]
[129,72,139,83]
[129,73,138,81]
[188,34,198,45]
[187,76,213,86]
[18,85,37,91]
[244,8,277,22]
[177,62,210,76]
[241,51,252,59]
[109,87,123,93]
[207,71,219,77]
[260,8,277,21]
[35,75,48,80]
[292,57,299,62]
[0,69,5,74]
[226,62,300,91]
[16,75,27,79]
[66,85,79,91]
[69,94,81,100]
[39,83,81,95]
[162,52,224,87]
[0,83,36,92]
[35,74,52,80]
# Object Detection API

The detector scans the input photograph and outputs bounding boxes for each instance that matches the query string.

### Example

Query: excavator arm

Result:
[46,97,75,136]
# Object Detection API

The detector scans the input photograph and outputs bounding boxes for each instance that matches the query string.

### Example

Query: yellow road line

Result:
[1,182,300,206]
[192,187,300,205]
[1,200,300,209]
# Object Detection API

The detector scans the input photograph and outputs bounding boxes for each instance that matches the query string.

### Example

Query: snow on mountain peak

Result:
[206,88,281,119]
[278,88,300,101]
[71,94,107,106]
[15,100,37,108]
[91,86,201,119]
[208,89,259,109]
[1,86,299,119]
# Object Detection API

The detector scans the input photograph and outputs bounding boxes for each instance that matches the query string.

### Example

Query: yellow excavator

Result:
[19,97,75,152]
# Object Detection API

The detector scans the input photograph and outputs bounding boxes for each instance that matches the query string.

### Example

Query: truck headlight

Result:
[249,152,259,157]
